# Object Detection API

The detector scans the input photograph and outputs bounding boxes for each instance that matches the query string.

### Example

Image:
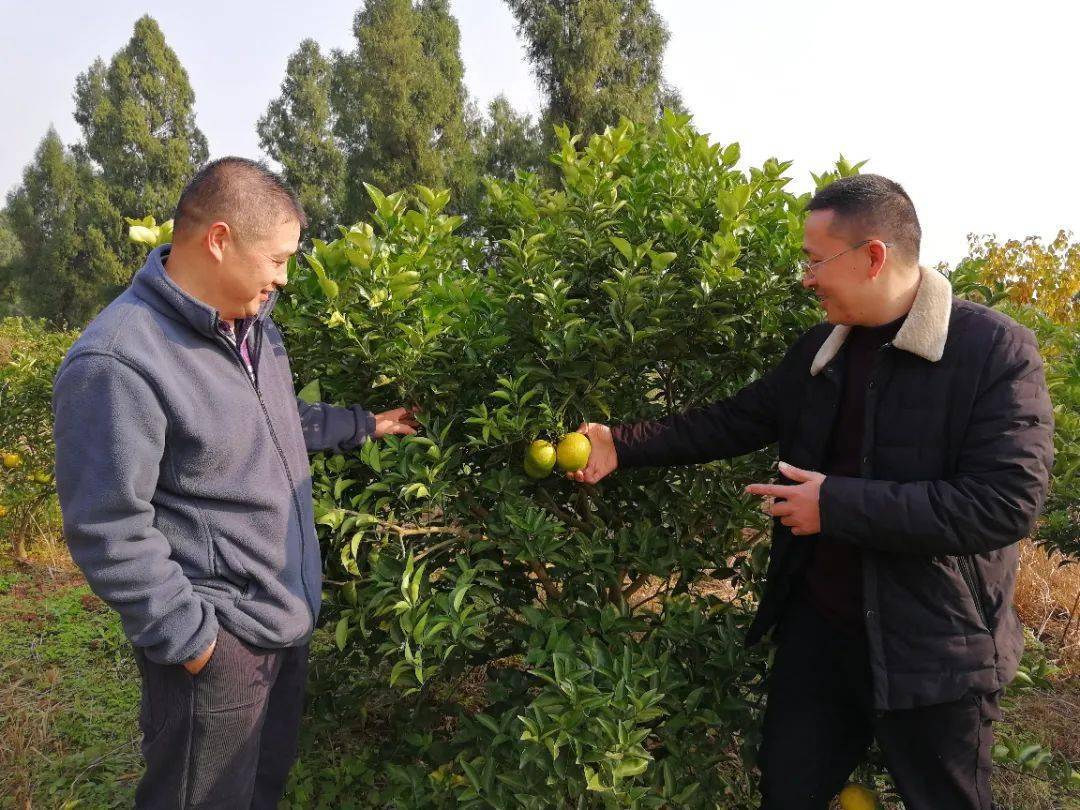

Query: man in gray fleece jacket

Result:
[52,157,418,809]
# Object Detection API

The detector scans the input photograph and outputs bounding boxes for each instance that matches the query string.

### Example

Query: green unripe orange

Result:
[524,440,556,478]
[555,433,591,472]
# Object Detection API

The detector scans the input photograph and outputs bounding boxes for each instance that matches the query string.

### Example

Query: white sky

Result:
[1,0,1076,267]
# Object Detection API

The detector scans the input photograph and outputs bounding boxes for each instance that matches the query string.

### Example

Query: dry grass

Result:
[1014,540,1080,675]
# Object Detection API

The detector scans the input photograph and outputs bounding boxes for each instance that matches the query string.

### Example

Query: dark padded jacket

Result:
[613,267,1054,710]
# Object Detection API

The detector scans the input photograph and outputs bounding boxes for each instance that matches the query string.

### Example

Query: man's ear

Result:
[206,222,231,263]
[867,239,889,280]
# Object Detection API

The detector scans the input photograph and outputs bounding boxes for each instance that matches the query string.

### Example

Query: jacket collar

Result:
[810,264,953,376]
[130,244,279,340]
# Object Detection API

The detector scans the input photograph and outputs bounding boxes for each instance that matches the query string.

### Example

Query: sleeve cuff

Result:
[819,475,860,544]
[610,424,640,469]
[143,601,219,666]
[353,407,376,446]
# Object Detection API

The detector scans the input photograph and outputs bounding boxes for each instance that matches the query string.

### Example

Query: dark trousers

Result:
[758,598,999,810]
[132,626,309,809]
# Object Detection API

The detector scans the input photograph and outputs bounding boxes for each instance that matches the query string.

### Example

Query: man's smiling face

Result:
[215,217,300,319]
[801,209,873,325]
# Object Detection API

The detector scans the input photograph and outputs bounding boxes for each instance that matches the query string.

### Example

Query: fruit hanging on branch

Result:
[555,432,591,472]
[523,439,557,479]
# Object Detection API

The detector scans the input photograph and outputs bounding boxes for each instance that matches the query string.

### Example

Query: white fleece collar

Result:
[810,265,953,376]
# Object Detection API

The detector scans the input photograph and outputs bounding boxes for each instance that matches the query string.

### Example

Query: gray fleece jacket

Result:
[52,245,374,665]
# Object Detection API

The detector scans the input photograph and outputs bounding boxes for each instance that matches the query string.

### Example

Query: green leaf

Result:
[474,713,501,735]
[296,379,321,405]
[650,251,677,271]
[306,254,327,279]
[609,236,633,262]
[128,225,159,246]
[334,616,349,651]
[363,182,388,213]
[318,277,340,300]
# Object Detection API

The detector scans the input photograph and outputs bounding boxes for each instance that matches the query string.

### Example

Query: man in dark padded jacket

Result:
[568,175,1054,810]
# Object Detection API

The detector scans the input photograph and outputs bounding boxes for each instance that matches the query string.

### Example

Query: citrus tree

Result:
[0,318,78,557]
[276,113,825,807]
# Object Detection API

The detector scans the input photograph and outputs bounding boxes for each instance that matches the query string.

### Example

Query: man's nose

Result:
[801,271,815,289]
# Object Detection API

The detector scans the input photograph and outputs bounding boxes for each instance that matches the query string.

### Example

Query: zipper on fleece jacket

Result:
[212,316,317,626]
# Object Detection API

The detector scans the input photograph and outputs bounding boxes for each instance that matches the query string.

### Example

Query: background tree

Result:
[961,231,1079,325]
[73,15,208,234]
[477,94,546,181]
[0,209,23,317]
[505,0,681,141]
[331,0,473,223]
[4,130,125,327]
[258,39,345,243]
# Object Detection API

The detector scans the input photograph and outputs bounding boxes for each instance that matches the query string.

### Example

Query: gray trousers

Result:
[132,626,309,809]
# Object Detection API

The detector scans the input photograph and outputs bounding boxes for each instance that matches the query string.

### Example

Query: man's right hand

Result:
[567,422,618,485]
[183,638,217,676]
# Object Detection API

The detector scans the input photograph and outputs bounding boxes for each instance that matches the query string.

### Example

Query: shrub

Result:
[0,318,78,557]
[276,113,827,806]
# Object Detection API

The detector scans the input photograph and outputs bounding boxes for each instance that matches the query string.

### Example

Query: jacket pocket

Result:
[956,555,991,632]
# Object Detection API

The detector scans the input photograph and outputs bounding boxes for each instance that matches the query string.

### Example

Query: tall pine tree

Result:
[258,39,345,242]
[478,94,546,181]
[74,15,208,225]
[4,130,125,326]
[331,0,473,221]
[505,0,681,140]
[0,209,22,316]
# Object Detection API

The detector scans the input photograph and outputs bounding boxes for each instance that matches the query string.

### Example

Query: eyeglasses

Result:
[797,240,892,277]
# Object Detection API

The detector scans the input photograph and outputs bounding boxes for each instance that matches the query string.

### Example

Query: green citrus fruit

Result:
[524,440,556,478]
[524,440,557,473]
[555,433,591,472]
[838,784,878,810]
[523,458,549,479]
[2,453,22,470]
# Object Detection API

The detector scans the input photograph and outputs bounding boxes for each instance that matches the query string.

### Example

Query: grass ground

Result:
[1,541,1077,809]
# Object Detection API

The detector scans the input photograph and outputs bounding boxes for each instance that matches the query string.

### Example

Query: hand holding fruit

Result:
[374,407,421,438]
[566,423,617,485]
[522,431,600,480]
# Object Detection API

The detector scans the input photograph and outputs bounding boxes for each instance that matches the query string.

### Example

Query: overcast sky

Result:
[2,0,1076,267]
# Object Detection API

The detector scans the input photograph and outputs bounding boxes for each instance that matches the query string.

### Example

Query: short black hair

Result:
[806,174,921,265]
[173,157,307,242]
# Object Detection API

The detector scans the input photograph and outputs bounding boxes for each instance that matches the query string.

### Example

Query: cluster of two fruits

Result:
[523,433,591,479]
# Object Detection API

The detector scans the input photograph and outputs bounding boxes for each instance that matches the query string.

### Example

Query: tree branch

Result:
[529,561,560,602]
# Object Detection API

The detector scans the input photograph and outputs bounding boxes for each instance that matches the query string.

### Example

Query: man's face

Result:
[801,209,871,325]
[216,218,300,320]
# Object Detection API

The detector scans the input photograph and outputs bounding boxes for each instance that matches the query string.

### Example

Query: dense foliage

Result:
[0,319,78,556]
[276,114,824,806]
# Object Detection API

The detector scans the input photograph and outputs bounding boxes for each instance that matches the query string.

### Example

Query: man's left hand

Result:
[745,461,825,536]
[374,407,421,438]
